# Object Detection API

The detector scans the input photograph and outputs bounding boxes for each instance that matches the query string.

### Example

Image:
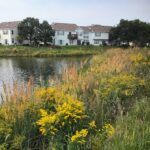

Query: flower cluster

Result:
[99,74,145,99]
[130,53,150,66]
[103,123,115,137]
[71,129,88,144]
[36,87,87,138]
[89,121,96,128]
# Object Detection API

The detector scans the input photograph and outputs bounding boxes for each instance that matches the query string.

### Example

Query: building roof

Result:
[79,26,91,32]
[0,21,20,29]
[52,23,112,33]
[52,23,78,32]
[90,25,112,33]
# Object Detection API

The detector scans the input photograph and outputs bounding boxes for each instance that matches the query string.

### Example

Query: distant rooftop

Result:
[0,21,112,32]
[52,22,112,32]
[90,25,112,33]
[0,21,20,29]
[52,23,78,32]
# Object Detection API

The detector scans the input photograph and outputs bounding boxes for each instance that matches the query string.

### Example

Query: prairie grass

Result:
[0,47,150,149]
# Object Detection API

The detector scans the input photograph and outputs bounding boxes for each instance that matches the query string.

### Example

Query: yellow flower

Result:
[36,87,87,137]
[89,121,96,128]
[103,124,115,137]
[71,129,88,143]
[39,109,48,117]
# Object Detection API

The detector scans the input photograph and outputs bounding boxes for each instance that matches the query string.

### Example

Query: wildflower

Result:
[103,124,115,137]
[89,121,96,128]
[36,87,87,138]
[99,73,145,99]
[71,129,88,144]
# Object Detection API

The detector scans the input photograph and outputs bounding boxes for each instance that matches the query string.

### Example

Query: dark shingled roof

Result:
[0,21,20,29]
[52,23,78,32]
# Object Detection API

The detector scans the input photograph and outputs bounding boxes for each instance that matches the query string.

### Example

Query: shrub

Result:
[35,87,111,149]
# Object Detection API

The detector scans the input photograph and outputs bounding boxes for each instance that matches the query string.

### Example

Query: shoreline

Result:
[0,45,107,57]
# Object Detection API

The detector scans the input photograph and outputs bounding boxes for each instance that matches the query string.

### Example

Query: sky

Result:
[0,0,150,26]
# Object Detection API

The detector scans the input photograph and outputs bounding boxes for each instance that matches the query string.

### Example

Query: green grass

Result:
[103,98,150,150]
[0,45,108,57]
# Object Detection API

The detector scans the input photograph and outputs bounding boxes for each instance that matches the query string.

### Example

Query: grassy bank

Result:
[0,48,150,150]
[0,45,107,57]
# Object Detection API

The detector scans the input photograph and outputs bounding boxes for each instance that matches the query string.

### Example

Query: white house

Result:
[51,23,78,46]
[0,21,111,46]
[52,23,111,46]
[0,21,20,45]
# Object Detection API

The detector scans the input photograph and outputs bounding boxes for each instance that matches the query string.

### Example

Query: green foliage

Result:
[110,19,150,46]
[18,17,54,46]
[38,21,55,45]
[103,98,150,150]
[18,17,40,45]
[98,74,145,100]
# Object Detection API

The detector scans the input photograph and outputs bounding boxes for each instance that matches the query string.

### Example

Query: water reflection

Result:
[0,56,89,94]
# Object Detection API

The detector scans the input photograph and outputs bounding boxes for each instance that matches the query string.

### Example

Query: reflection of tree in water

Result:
[11,58,55,83]
[8,56,90,85]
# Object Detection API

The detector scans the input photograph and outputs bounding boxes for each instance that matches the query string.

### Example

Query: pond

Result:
[0,56,91,96]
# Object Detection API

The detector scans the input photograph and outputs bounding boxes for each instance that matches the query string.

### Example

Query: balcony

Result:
[68,32,78,40]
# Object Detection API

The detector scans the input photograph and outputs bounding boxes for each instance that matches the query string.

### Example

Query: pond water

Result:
[0,56,90,96]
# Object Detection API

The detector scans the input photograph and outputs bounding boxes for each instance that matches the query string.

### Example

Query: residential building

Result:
[52,23,78,46]
[0,21,20,45]
[52,23,111,46]
[0,21,111,46]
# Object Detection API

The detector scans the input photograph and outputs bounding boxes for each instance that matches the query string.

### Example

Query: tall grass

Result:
[0,48,150,149]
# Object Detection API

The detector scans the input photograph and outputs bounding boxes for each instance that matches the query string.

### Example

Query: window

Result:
[95,32,101,37]
[12,38,14,44]
[11,30,14,35]
[59,40,63,45]
[3,30,8,35]
[94,40,100,44]
[84,36,89,39]
[84,32,89,35]
[57,31,64,36]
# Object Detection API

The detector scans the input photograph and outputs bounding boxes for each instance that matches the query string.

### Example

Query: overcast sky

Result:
[0,0,149,26]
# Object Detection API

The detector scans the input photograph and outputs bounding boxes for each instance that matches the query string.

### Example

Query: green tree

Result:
[18,17,40,45]
[110,19,150,46]
[39,21,54,45]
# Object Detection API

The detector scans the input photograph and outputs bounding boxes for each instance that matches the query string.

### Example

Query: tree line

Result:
[17,17,54,46]
[110,19,150,47]
[18,18,150,47]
